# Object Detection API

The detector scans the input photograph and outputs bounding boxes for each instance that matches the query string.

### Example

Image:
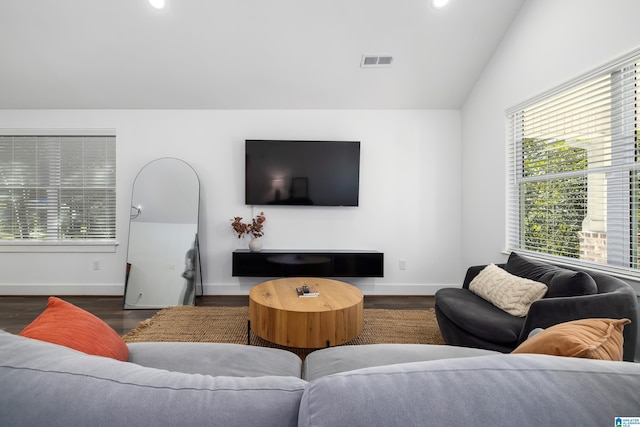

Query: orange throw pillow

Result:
[19,296,129,361]
[512,318,630,361]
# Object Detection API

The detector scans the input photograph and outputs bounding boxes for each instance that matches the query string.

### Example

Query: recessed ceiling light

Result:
[432,0,450,9]
[149,0,166,10]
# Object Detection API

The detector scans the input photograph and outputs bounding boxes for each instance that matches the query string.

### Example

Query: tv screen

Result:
[245,140,360,206]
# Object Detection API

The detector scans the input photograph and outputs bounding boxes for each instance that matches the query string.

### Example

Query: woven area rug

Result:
[122,306,445,359]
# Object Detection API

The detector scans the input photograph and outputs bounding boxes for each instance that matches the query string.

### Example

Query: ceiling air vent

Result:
[360,54,394,68]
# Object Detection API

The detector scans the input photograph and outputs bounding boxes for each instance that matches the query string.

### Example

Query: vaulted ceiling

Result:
[0,0,525,109]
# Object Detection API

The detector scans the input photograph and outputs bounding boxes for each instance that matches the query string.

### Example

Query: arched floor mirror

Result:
[124,158,201,309]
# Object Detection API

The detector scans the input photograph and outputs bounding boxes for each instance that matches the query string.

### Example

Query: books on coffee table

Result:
[296,287,319,297]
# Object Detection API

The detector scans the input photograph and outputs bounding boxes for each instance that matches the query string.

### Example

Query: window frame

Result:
[0,128,117,253]
[506,48,640,278]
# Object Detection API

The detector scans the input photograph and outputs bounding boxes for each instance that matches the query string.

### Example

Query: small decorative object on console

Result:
[231,212,266,252]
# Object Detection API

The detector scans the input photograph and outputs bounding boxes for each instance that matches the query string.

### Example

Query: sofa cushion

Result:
[298,353,640,427]
[19,296,129,361]
[469,263,547,316]
[303,343,499,381]
[512,318,631,361]
[128,342,302,377]
[505,252,597,298]
[0,331,306,427]
[435,288,525,345]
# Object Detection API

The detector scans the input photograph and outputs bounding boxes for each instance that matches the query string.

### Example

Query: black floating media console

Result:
[232,250,384,278]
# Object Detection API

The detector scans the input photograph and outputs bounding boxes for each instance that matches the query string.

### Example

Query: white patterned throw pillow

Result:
[469,263,548,317]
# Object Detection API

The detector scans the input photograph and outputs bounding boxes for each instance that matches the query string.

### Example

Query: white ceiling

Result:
[0,0,525,110]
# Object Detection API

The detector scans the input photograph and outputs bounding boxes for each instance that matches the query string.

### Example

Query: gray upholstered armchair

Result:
[435,253,638,361]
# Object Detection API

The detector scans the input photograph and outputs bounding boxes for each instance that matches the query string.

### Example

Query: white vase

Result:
[249,237,262,252]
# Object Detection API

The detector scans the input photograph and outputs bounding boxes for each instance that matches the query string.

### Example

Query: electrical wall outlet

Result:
[92,260,101,270]
[399,259,407,270]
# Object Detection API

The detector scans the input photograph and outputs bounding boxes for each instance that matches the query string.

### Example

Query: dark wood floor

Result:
[0,295,434,336]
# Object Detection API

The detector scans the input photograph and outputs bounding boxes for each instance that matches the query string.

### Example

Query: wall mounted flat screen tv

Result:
[245,139,360,206]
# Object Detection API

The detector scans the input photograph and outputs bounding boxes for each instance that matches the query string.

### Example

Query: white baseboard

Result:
[0,284,125,296]
[0,282,458,297]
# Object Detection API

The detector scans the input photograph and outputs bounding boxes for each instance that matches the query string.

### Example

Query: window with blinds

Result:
[0,133,116,243]
[507,49,639,275]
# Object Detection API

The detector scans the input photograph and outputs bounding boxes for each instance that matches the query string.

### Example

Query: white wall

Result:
[0,109,462,296]
[461,0,640,269]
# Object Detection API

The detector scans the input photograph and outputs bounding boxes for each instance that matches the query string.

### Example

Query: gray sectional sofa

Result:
[2,330,639,426]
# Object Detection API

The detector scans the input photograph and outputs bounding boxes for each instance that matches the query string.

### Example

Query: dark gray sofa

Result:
[435,252,639,361]
[2,330,640,426]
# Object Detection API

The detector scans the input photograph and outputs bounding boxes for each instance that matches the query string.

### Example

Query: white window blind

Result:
[507,49,639,275]
[0,133,116,242]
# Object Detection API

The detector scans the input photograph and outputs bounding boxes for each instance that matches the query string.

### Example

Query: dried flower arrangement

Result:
[230,211,266,239]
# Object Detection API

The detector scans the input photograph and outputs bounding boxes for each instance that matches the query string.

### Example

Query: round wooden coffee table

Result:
[249,277,364,348]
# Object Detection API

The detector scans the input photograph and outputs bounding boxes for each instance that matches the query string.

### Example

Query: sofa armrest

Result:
[518,292,638,361]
